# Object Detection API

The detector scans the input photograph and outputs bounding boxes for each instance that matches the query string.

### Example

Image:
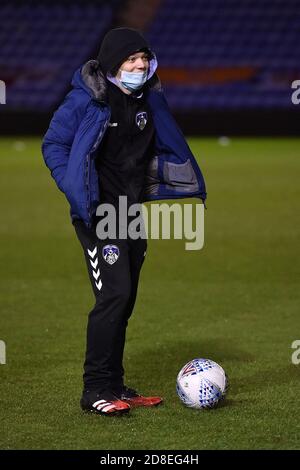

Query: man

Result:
[42,28,206,416]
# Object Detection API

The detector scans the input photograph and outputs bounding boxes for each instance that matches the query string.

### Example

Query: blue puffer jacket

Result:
[42,60,206,227]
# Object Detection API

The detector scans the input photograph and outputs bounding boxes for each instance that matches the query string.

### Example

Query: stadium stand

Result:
[0,0,116,111]
[145,0,300,110]
[0,0,299,134]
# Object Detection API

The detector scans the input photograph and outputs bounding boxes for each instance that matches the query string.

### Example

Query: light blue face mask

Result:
[119,70,148,92]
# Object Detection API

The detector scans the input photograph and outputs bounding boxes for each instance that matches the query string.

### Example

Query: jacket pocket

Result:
[163,159,199,193]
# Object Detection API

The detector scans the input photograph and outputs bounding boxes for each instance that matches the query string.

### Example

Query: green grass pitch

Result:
[0,136,299,450]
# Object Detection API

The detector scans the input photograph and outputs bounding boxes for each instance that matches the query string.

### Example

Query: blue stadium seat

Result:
[145,0,300,110]
[0,1,114,111]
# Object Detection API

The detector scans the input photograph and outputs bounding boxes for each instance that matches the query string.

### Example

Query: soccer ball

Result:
[176,358,228,409]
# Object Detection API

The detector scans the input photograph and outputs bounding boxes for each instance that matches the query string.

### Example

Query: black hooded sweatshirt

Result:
[94,28,156,209]
[95,81,155,208]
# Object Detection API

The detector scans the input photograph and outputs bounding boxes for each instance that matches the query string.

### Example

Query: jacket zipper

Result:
[91,114,110,154]
[85,113,111,226]
[124,96,138,202]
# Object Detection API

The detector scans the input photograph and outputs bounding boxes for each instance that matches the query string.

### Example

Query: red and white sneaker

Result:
[113,386,163,408]
[80,390,130,416]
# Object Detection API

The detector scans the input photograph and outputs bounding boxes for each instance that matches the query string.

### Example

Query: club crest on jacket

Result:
[136,111,147,130]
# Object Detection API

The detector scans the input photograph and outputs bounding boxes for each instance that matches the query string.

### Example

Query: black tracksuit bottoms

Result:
[73,218,147,392]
